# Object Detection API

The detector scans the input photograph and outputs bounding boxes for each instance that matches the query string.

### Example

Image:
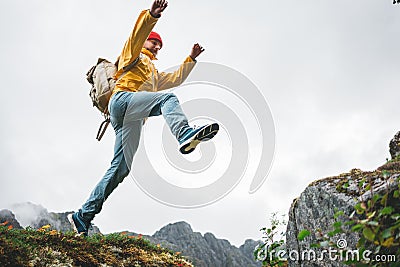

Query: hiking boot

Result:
[67,212,88,237]
[179,123,219,154]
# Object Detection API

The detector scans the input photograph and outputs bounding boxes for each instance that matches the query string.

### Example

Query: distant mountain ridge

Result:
[7,202,100,235]
[0,202,261,267]
[135,221,261,267]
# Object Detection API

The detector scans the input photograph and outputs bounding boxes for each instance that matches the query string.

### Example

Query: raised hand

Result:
[150,0,168,17]
[190,43,205,60]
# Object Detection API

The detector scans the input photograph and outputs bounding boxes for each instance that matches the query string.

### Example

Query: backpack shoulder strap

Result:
[96,106,110,141]
[96,116,110,141]
[122,54,142,72]
[117,54,142,81]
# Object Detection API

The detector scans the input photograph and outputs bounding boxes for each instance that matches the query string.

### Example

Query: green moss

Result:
[0,225,193,267]
[336,177,350,193]
[309,157,400,198]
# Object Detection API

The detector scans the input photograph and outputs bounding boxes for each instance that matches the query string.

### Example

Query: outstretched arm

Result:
[157,43,205,91]
[116,0,168,74]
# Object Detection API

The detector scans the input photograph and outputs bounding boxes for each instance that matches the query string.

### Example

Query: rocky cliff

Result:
[286,132,400,267]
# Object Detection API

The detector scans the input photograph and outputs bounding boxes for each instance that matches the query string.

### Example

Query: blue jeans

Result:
[79,91,190,224]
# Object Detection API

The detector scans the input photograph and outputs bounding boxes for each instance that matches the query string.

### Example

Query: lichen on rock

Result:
[286,131,400,267]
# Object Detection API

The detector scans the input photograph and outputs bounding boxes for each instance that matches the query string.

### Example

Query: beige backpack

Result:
[86,57,139,140]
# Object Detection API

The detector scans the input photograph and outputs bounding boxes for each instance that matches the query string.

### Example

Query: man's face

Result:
[144,39,162,57]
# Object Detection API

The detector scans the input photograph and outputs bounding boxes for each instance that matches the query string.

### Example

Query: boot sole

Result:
[179,123,219,154]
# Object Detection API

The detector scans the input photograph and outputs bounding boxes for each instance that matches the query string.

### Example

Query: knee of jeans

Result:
[165,92,177,100]
[163,92,179,105]
[117,162,130,182]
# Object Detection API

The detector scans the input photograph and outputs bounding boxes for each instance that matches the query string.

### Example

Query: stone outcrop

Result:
[0,209,23,229]
[286,132,400,267]
[389,131,400,160]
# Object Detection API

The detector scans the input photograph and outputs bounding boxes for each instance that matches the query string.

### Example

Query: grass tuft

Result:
[0,224,193,267]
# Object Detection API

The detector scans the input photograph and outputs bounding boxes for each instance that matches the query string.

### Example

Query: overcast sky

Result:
[1,0,399,246]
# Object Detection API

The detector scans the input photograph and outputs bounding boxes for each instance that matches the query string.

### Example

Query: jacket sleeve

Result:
[117,10,158,74]
[156,56,196,91]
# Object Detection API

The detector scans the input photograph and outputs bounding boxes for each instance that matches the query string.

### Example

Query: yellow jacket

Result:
[113,10,196,95]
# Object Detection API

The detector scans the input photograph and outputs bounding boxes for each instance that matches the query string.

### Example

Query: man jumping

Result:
[68,0,219,236]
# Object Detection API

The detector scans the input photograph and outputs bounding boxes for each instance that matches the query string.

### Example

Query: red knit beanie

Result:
[147,31,163,48]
